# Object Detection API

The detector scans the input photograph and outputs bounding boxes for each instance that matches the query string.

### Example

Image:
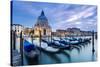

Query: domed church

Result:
[33,10,52,37]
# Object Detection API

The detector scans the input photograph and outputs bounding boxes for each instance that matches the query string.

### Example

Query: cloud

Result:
[52,5,97,31]
[13,1,97,31]
[66,6,96,22]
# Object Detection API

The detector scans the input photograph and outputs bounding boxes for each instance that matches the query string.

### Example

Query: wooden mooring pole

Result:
[11,30,16,66]
[39,30,42,62]
[92,30,96,61]
[31,34,33,44]
[13,31,16,50]
[11,30,13,66]
[51,32,52,42]
[92,31,95,53]
[60,34,61,45]
[20,31,24,65]
[39,30,41,50]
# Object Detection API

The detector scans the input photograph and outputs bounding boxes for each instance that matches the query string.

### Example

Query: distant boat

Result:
[53,37,91,46]
[42,39,70,50]
[65,37,91,43]
[64,37,77,41]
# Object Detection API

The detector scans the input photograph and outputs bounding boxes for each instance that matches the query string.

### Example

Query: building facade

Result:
[55,28,93,37]
[56,29,69,37]
[11,24,24,35]
[33,10,52,37]
[23,27,32,36]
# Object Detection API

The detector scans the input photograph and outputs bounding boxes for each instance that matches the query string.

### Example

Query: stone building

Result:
[23,27,32,36]
[33,10,52,37]
[11,24,24,35]
[56,29,69,37]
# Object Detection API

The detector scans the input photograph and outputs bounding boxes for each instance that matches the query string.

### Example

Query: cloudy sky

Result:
[12,1,97,32]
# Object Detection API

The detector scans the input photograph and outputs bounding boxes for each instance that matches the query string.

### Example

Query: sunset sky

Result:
[12,1,97,32]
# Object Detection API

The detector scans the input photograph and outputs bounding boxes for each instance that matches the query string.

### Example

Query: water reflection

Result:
[60,50,71,62]
[25,55,39,65]
[40,51,61,63]
[92,52,95,61]
[15,36,97,65]
[71,46,81,54]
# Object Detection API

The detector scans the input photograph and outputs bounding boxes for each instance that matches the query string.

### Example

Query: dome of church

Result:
[35,10,50,28]
[33,10,52,36]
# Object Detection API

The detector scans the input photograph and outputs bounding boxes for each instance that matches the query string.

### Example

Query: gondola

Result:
[36,40,60,53]
[24,40,39,62]
[64,37,91,45]
[42,39,70,50]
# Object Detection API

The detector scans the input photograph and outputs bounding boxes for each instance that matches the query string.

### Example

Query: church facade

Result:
[33,10,52,37]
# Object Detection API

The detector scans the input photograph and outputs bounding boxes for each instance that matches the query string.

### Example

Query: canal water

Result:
[15,36,97,65]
